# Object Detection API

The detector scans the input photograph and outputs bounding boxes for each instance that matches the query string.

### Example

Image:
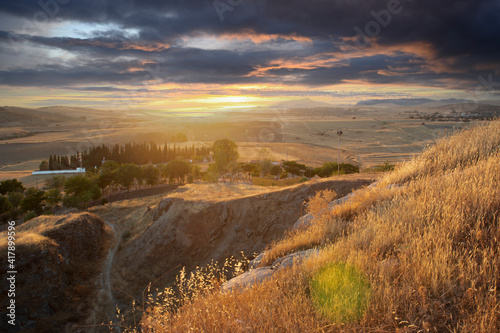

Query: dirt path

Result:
[102,221,120,314]
[89,220,121,332]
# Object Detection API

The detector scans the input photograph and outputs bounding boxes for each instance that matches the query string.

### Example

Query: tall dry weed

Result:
[134,121,500,332]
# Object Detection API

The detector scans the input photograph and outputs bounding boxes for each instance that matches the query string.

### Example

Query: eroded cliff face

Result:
[0,213,112,333]
[117,177,374,298]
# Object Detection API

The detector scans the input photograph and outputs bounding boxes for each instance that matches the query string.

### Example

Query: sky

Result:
[0,0,499,112]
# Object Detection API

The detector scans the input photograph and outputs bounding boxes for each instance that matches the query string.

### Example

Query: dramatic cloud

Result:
[0,0,498,108]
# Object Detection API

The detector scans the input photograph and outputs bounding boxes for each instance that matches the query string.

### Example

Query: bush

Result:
[203,166,219,183]
[0,179,25,195]
[23,211,37,222]
[317,162,359,177]
[310,263,371,323]
[374,161,395,172]
[339,163,359,174]
[21,188,45,215]
[0,195,14,223]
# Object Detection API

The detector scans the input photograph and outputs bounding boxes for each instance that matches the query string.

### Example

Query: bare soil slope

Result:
[115,175,376,299]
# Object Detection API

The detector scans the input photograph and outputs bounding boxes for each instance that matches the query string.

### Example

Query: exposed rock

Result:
[327,192,355,208]
[271,248,320,271]
[152,197,176,221]
[222,249,320,291]
[248,252,266,269]
[291,192,354,231]
[291,183,400,232]
[222,267,275,291]
[292,213,314,230]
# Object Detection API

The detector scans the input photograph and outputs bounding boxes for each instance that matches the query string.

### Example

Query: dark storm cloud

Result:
[0,0,499,89]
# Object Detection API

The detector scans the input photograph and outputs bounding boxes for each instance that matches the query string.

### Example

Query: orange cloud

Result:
[217,30,313,44]
[66,38,170,52]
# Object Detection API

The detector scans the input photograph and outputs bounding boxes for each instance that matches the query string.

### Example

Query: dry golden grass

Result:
[259,185,402,266]
[166,176,367,203]
[128,262,331,333]
[251,176,305,187]
[380,121,500,186]
[129,121,500,332]
[166,183,276,202]
[0,214,81,249]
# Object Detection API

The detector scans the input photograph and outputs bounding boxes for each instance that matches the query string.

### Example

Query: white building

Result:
[32,167,86,176]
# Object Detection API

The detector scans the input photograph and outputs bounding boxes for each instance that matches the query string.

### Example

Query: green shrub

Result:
[374,161,395,172]
[310,263,371,323]
[23,211,37,222]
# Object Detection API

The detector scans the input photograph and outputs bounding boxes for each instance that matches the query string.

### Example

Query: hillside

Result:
[356,98,472,106]
[0,106,76,127]
[0,213,113,332]
[105,176,376,305]
[138,121,500,332]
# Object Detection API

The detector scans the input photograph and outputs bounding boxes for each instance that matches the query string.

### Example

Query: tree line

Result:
[3,139,364,225]
[1,158,201,224]
[40,142,211,170]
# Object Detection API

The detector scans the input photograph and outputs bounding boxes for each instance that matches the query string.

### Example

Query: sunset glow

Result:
[0,1,498,111]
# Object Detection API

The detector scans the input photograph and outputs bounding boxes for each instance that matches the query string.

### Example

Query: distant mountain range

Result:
[356,98,473,106]
[270,98,334,109]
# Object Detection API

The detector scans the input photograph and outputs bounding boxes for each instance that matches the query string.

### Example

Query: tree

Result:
[339,163,359,174]
[97,160,120,190]
[191,165,201,181]
[115,163,140,192]
[21,188,45,215]
[0,179,25,195]
[39,160,49,171]
[212,139,239,175]
[304,167,316,178]
[282,161,307,177]
[260,159,273,177]
[164,160,190,184]
[63,175,101,209]
[0,195,13,224]
[143,165,160,187]
[316,162,359,177]
[5,192,23,221]
[7,191,23,209]
[135,166,145,187]
[271,165,283,179]
[317,162,337,177]
[241,162,260,179]
[258,148,274,177]
[44,175,66,190]
[203,164,219,183]
[228,160,241,180]
[44,189,62,210]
